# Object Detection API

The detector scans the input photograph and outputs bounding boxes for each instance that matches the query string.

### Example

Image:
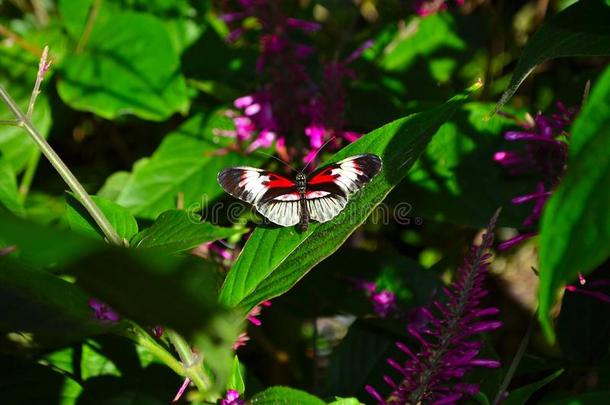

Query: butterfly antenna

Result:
[256,150,297,172]
[302,136,336,172]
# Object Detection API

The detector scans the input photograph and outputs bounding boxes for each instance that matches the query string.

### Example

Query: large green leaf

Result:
[0,45,52,173]
[219,86,478,310]
[394,102,533,228]
[496,0,610,112]
[538,66,610,341]
[0,257,114,349]
[66,193,139,242]
[0,158,23,215]
[113,111,266,219]
[131,209,244,253]
[57,12,189,121]
[249,386,325,405]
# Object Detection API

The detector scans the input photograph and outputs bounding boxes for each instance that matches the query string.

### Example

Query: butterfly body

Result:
[218,154,382,230]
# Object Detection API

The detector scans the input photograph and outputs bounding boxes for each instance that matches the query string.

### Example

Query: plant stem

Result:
[18,149,41,202]
[0,85,125,246]
[76,0,101,54]
[0,23,43,57]
[492,312,536,405]
[167,329,211,392]
[122,325,185,377]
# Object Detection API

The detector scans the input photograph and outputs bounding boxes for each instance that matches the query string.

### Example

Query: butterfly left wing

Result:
[217,167,301,226]
[306,154,382,223]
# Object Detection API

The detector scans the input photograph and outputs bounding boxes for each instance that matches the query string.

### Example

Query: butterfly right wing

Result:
[217,167,301,226]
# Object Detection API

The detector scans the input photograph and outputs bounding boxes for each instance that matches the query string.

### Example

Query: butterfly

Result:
[218,154,382,231]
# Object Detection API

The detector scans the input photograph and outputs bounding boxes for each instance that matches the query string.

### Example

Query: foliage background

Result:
[0,0,609,404]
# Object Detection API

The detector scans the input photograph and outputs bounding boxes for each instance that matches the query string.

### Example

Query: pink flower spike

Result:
[221,389,245,405]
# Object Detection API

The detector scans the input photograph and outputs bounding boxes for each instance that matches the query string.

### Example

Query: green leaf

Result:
[131,210,244,254]
[66,193,139,242]
[0,45,52,172]
[114,111,266,219]
[57,12,189,121]
[0,209,98,269]
[97,171,131,201]
[503,369,564,405]
[0,211,237,390]
[395,102,534,227]
[496,0,610,112]
[0,256,114,349]
[227,355,245,394]
[0,158,23,215]
[219,85,478,310]
[538,66,610,341]
[249,386,325,405]
[327,399,363,405]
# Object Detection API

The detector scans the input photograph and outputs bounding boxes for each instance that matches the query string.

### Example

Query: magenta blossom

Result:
[494,102,578,250]
[88,298,120,323]
[366,211,502,404]
[414,0,465,16]
[221,389,245,405]
[350,278,397,318]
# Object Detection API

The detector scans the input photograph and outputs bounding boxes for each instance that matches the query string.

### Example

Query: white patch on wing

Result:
[275,193,300,201]
[307,195,347,223]
[257,200,301,227]
[305,190,330,199]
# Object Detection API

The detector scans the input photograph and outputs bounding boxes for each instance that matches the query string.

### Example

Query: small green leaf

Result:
[57,12,189,121]
[503,369,564,405]
[249,386,325,405]
[496,0,610,112]
[219,85,477,310]
[538,66,610,341]
[131,210,244,254]
[66,193,139,242]
[227,355,245,394]
[0,158,23,215]
[114,111,266,219]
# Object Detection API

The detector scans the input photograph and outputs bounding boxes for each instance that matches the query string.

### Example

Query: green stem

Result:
[167,329,210,392]
[76,0,101,54]
[121,325,185,376]
[0,85,125,247]
[18,149,41,203]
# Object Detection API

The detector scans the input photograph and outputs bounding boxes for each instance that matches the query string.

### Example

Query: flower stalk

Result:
[366,209,502,404]
[0,48,125,247]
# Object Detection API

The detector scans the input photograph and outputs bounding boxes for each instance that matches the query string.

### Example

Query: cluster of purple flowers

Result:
[494,101,578,250]
[216,0,369,164]
[366,212,502,404]
[221,389,245,405]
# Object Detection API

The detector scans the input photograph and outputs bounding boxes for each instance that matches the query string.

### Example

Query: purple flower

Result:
[414,0,465,17]
[88,298,120,323]
[350,278,397,318]
[494,102,578,250]
[221,389,245,405]
[366,211,502,404]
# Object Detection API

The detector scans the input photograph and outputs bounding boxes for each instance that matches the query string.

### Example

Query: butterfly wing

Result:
[217,167,301,226]
[306,154,382,223]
